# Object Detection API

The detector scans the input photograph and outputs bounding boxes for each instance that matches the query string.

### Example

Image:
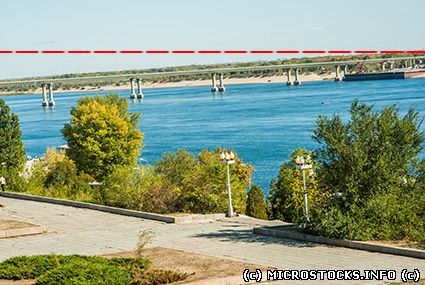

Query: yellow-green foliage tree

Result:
[180,148,254,214]
[62,94,143,180]
[26,148,95,201]
[268,148,326,223]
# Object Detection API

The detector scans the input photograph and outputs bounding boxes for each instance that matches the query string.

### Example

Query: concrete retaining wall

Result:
[254,226,425,260]
[0,192,179,223]
[0,192,225,224]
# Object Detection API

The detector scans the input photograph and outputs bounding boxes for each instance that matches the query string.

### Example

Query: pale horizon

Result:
[1,0,425,79]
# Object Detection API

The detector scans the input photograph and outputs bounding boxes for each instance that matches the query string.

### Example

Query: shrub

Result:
[180,148,253,214]
[101,166,181,213]
[0,255,153,284]
[25,148,97,202]
[0,255,61,280]
[268,148,325,223]
[148,148,253,214]
[309,100,425,241]
[35,259,132,285]
[246,185,268,219]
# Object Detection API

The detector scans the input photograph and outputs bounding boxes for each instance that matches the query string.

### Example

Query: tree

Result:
[246,185,268,219]
[101,166,181,213]
[155,149,196,188]
[268,148,324,223]
[310,100,425,241]
[181,148,254,214]
[0,99,25,190]
[62,94,143,180]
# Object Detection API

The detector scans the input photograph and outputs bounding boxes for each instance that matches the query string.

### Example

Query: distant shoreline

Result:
[0,73,334,96]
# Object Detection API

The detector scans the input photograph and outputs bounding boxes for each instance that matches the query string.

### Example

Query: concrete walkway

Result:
[0,197,424,284]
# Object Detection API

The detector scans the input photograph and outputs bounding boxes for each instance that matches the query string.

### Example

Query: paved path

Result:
[0,197,424,284]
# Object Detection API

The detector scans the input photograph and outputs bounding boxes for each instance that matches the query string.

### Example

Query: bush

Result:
[25,148,98,203]
[268,148,325,223]
[308,100,425,242]
[102,166,181,213]
[246,185,268,219]
[35,260,132,285]
[0,255,157,285]
[178,148,254,214]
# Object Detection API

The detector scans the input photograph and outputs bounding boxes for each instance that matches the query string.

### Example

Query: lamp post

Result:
[295,155,313,223]
[220,151,236,217]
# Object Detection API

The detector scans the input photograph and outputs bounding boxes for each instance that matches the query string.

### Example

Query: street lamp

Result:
[220,151,236,217]
[295,154,313,223]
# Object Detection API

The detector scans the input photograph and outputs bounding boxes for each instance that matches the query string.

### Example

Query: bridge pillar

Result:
[211,73,218,92]
[218,73,225,92]
[335,66,341,82]
[381,62,386,71]
[343,65,349,76]
[286,69,293,86]
[48,83,55,106]
[129,78,136,99]
[41,83,48,106]
[136,79,144,99]
[390,61,394,70]
[294,68,301,85]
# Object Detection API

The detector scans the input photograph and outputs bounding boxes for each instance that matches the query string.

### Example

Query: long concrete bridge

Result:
[0,56,424,106]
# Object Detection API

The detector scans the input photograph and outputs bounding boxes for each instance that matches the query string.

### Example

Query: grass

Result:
[0,254,186,285]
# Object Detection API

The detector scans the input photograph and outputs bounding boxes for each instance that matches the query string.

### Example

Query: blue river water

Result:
[2,78,425,193]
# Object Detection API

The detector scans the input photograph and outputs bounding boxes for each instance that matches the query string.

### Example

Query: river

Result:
[2,78,425,193]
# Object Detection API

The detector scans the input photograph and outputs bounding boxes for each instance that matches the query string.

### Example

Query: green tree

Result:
[0,99,25,190]
[246,184,268,219]
[26,148,95,202]
[155,149,196,188]
[101,166,181,213]
[181,148,254,214]
[310,100,425,241]
[268,148,324,223]
[62,94,143,180]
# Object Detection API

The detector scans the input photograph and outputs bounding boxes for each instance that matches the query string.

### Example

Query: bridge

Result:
[1,55,424,106]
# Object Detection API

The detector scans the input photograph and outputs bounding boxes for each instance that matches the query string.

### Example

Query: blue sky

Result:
[0,0,424,79]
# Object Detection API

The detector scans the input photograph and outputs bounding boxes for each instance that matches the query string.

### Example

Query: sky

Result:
[0,0,424,79]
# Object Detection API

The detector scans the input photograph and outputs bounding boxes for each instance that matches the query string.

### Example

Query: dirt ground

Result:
[0,247,274,285]
[104,247,275,283]
[0,219,37,231]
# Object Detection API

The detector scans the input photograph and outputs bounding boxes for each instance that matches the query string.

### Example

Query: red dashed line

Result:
[250,50,274,54]
[198,50,222,54]
[380,50,404,54]
[145,50,170,54]
[276,50,300,54]
[67,50,92,54]
[355,50,378,54]
[1,50,425,55]
[303,50,326,54]
[15,50,39,54]
[119,50,144,54]
[41,50,65,54]
[172,50,196,54]
[93,50,117,54]
[407,50,425,54]
[328,50,352,54]
[224,50,248,54]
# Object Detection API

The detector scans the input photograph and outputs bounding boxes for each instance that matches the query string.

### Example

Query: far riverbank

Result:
[0,72,333,96]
